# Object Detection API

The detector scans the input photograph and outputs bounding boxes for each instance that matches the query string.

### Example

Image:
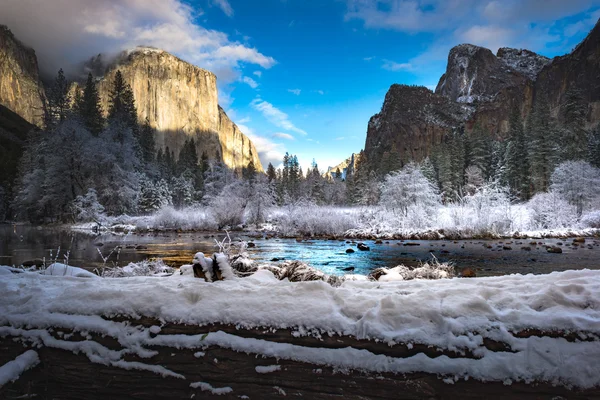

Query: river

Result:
[1,225,599,277]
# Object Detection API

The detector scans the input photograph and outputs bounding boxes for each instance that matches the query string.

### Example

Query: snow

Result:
[1,267,600,387]
[0,350,39,387]
[255,365,281,374]
[42,263,99,279]
[190,381,233,395]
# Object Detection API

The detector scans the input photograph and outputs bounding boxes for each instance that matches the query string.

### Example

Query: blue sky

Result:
[192,0,600,171]
[2,0,600,171]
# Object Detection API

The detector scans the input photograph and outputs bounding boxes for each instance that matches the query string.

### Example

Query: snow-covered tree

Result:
[550,160,600,216]
[245,175,276,225]
[528,191,577,229]
[379,163,440,218]
[71,188,105,222]
[138,178,171,214]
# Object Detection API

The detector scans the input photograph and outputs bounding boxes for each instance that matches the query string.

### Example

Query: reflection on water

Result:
[1,224,599,276]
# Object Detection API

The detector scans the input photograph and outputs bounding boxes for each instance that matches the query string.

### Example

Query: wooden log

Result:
[2,316,599,399]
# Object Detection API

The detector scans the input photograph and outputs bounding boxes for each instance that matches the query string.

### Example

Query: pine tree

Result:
[505,107,530,199]
[528,96,558,192]
[76,73,104,136]
[107,70,139,141]
[45,68,71,129]
[139,117,156,164]
[563,87,588,161]
[469,123,493,180]
[266,162,277,182]
[334,167,342,180]
[588,124,600,168]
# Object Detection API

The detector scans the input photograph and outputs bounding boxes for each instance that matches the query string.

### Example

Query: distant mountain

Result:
[0,25,45,127]
[365,19,600,167]
[324,153,359,180]
[75,48,263,172]
[0,25,262,173]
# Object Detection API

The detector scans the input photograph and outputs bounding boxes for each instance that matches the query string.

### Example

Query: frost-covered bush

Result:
[71,189,106,223]
[245,176,276,225]
[379,163,440,228]
[272,202,359,236]
[551,161,600,216]
[445,183,513,235]
[580,210,600,228]
[209,180,247,229]
[528,191,578,229]
[99,258,174,277]
[142,206,217,230]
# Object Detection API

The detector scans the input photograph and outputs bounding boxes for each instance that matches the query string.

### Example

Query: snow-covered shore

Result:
[1,266,599,388]
[65,204,600,240]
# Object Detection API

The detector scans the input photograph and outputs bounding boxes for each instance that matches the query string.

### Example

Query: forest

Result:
[6,69,600,238]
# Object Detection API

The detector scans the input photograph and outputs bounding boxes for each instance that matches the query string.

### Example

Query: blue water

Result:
[2,225,599,277]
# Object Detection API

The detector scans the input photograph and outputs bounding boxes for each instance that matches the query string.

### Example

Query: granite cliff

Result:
[0,23,263,173]
[365,19,600,165]
[0,25,45,127]
[86,48,263,172]
[325,153,359,180]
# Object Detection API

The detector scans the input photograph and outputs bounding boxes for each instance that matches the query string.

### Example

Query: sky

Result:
[1,0,600,172]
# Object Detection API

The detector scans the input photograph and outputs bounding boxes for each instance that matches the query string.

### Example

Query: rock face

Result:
[0,25,45,127]
[91,48,262,172]
[325,152,359,179]
[365,85,470,164]
[365,19,600,163]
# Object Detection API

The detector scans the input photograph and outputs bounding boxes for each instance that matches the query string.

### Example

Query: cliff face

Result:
[325,153,359,180]
[0,25,45,127]
[365,85,470,164]
[91,48,262,172]
[365,19,600,164]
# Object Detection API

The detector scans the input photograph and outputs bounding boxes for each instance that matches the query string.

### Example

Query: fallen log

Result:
[2,316,599,399]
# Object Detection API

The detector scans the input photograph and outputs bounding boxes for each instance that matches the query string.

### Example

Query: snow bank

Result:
[99,259,174,278]
[42,263,99,279]
[1,268,599,388]
[0,350,39,386]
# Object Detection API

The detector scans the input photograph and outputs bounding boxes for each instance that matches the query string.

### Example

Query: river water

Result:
[1,225,599,277]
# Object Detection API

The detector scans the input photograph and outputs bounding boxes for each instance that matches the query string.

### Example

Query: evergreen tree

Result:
[469,123,493,180]
[266,162,277,182]
[108,71,137,129]
[45,68,71,129]
[562,87,588,161]
[505,107,530,199]
[528,96,558,192]
[588,124,600,168]
[420,157,437,186]
[76,73,104,136]
[334,167,342,180]
[139,117,156,164]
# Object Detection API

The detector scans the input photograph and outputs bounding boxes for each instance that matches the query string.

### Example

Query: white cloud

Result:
[0,0,274,85]
[287,88,301,95]
[316,90,324,95]
[211,0,233,17]
[253,70,262,78]
[251,98,308,136]
[335,136,346,140]
[382,59,412,71]
[238,124,287,168]
[363,56,374,61]
[345,0,599,78]
[272,132,295,140]
[242,76,259,89]
[237,116,251,124]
